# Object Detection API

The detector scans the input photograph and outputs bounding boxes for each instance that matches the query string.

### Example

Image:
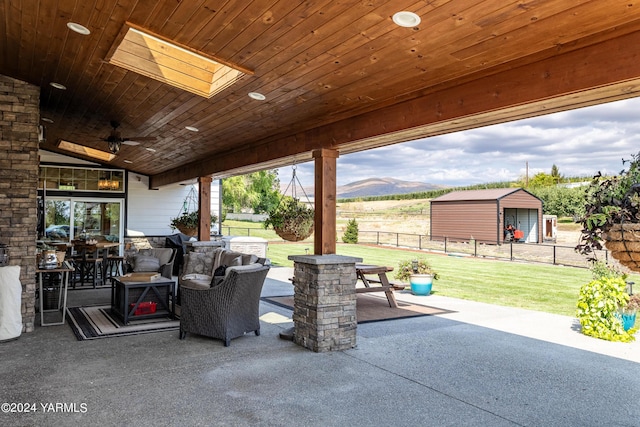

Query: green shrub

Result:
[342,218,359,243]
[576,276,637,342]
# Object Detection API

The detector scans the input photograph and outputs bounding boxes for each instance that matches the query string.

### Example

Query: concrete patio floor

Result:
[1,266,639,426]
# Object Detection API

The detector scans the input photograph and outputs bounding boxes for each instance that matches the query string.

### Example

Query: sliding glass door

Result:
[43,198,123,247]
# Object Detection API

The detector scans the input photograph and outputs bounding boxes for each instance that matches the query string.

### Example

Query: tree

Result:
[529,185,587,217]
[222,170,280,214]
[528,172,556,188]
[342,218,359,243]
[551,164,563,184]
[248,170,281,214]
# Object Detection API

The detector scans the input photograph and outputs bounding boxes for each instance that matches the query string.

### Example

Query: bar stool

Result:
[105,250,125,284]
[71,244,102,288]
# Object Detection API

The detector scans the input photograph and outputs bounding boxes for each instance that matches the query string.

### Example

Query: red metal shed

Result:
[430,188,543,244]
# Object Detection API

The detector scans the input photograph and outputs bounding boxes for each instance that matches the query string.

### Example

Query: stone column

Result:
[288,254,362,352]
[0,75,40,332]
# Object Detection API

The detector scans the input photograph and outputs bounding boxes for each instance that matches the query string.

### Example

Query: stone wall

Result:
[0,75,40,332]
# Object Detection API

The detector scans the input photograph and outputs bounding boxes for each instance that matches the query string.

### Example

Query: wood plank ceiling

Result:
[3,0,640,187]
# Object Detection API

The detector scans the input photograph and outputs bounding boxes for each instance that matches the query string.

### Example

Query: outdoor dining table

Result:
[355,264,399,308]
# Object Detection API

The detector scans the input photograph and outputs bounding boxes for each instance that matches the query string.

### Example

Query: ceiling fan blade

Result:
[125,136,156,141]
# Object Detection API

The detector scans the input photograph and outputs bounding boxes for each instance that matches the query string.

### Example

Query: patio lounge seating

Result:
[127,248,177,279]
[179,263,270,346]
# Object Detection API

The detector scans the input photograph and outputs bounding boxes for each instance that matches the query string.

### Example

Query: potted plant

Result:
[394,257,439,296]
[576,151,640,271]
[264,196,314,242]
[170,211,217,237]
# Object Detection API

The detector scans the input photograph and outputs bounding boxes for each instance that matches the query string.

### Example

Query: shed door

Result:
[504,208,538,243]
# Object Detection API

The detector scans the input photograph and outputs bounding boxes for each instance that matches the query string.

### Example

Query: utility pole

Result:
[525,161,529,187]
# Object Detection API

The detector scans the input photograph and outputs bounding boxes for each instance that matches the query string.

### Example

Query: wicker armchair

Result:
[179,264,270,346]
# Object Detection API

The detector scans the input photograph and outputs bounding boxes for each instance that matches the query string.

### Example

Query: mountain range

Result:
[335,177,447,198]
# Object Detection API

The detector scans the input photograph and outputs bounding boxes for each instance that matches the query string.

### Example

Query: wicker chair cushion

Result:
[180,274,212,290]
[133,255,160,272]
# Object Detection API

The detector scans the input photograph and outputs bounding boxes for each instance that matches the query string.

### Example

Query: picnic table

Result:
[355,264,399,308]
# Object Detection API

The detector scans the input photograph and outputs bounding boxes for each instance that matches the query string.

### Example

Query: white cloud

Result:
[279,97,640,188]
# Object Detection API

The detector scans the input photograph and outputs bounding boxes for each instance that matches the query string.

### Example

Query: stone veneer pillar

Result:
[288,254,362,352]
[0,75,40,332]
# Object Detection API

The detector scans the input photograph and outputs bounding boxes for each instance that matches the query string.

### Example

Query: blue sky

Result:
[280,97,640,189]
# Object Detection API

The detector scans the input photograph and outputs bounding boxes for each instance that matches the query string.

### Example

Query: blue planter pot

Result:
[621,312,637,331]
[410,274,433,296]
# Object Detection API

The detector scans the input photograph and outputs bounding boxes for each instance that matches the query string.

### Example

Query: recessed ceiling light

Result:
[123,160,133,164]
[67,22,91,35]
[392,11,421,28]
[41,117,54,123]
[185,126,199,132]
[145,148,157,153]
[248,92,266,101]
[50,82,66,90]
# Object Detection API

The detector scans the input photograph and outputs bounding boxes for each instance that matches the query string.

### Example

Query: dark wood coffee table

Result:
[111,276,175,325]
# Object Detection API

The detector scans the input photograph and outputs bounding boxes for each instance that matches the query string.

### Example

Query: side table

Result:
[36,261,73,326]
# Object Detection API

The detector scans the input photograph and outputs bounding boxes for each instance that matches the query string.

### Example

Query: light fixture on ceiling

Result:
[123,160,133,164]
[67,22,91,35]
[50,82,66,90]
[41,117,54,123]
[248,92,266,101]
[145,147,157,153]
[392,11,421,28]
[185,126,199,132]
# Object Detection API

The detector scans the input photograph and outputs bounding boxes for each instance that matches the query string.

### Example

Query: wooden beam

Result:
[150,30,640,187]
[313,149,338,255]
[198,176,212,241]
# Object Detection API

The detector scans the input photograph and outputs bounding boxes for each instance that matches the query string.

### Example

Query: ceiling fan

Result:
[103,120,156,154]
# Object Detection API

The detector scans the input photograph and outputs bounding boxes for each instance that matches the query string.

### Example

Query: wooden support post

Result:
[198,176,212,241]
[313,149,338,255]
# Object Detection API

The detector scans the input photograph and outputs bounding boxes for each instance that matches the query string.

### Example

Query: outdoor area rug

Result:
[66,305,180,340]
[261,293,454,324]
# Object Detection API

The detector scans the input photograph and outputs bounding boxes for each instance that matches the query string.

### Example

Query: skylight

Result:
[105,23,250,98]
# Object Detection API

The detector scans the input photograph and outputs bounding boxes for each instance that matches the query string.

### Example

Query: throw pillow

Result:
[183,252,209,275]
[133,255,160,272]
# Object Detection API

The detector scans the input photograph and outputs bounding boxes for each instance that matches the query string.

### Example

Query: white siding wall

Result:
[127,173,220,236]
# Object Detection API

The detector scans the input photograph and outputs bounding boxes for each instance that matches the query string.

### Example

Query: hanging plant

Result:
[170,211,218,236]
[576,152,640,270]
[263,164,314,242]
[264,196,314,242]
[170,185,217,236]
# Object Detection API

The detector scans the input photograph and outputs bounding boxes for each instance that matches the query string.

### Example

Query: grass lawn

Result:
[265,242,640,317]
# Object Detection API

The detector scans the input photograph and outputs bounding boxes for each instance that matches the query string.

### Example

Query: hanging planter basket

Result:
[176,225,198,237]
[264,165,314,242]
[604,223,640,272]
[170,186,217,238]
[274,222,313,242]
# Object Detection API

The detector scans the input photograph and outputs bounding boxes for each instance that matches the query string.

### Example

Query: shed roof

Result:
[431,188,537,202]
